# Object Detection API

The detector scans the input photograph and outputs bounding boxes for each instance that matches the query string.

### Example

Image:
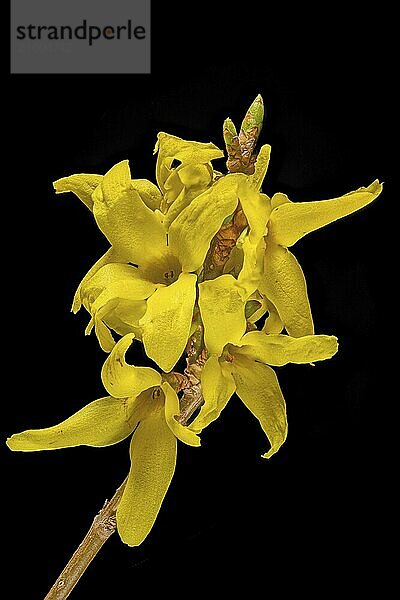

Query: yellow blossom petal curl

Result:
[238,182,271,243]
[246,292,268,324]
[271,192,291,210]
[268,180,383,247]
[162,383,201,447]
[262,298,284,334]
[85,299,145,354]
[72,248,119,314]
[53,173,103,211]
[140,273,197,372]
[81,264,156,351]
[237,236,266,299]
[259,241,313,337]
[116,409,177,547]
[162,164,214,228]
[155,132,223,192]
[92,160,166,266]
[239,331,339,366]
[6,396,137,451]
[103,300,147,339]
[101,334,161,398]
[190,355,235,433]
[198,274,247,356]
[232,355,288,459]
[248,144,272,190]
[131,178,162,211]
[82,264,157,309]
[85,313,116,353]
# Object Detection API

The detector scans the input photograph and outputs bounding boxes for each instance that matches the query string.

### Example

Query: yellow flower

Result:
[190,330,338,458]
[246,152,383,335]
[6,334,200,547]
[55,158,269,371]
[154,132,224,225]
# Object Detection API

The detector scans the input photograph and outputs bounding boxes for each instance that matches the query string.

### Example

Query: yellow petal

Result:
[155,132,223,191]
[168,174,240,272]
[93,316,116,352]
[93,160,166,266]
[81,265,156,351]
[140,273,197,372]
[101,333,161,397]
[246,292,269,324]
[72,248,118,314]
[163,165,214,228]
[259,241,313,337]
[82,263,156,309]
[190,355,235,433]
[53,173,103,211]
[116,409,177,546]
[90,272,157,315]
[178,164,213,188]
[271,192,291,210]
[235,181,270,299]
[198,274,247,356]
[268,180,383,247]
[239,180,271,244]
[263,298,284,334]
[162,382,201,446]
[131,178,162,211]
[85,296,147,353]
[233,356,287,459]
[239,331,339,366]
[104,299,147,338]
[163,170,185,206]
[6,396,137,451]
[248,144,271,190]
[237,236,266,299]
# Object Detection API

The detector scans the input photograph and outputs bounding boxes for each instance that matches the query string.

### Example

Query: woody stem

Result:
[44,480,126,599]
[45,105,260,600]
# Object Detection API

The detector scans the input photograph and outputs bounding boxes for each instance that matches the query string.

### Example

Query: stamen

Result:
[164,270,174,280]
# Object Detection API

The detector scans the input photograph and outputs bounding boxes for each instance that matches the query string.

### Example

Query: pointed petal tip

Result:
[262,447,280,460]
[6,436,14,450]
[6,434,32,452]
[53,178,68,194]
[369,179,383,194]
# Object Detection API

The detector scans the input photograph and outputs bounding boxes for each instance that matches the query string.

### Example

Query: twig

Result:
[44,480,126,599]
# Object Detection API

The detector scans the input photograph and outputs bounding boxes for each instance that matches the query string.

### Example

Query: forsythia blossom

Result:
[7,97,382,547]
[8,334,200,546]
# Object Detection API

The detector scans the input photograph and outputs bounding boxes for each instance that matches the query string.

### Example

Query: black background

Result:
[5,4,392,598]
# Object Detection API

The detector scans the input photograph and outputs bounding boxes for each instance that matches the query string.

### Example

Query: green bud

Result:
[240,94,264,138]
[223,117,238,147]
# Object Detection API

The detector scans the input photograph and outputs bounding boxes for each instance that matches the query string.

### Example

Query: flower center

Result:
[164,270,175,280]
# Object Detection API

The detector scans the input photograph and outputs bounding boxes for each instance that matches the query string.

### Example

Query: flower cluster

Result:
[7,98,382,547]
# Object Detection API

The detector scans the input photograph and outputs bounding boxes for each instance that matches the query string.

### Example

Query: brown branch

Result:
[44,480,126,599]
[203,209,248,280]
